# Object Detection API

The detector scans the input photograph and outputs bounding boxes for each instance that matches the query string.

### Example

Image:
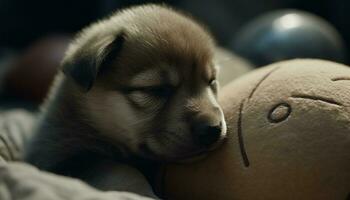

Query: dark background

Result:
[0,0,349,51]
[0,0,349,105]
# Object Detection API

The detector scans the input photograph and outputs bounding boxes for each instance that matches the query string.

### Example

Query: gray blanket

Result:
[0,110,157,200]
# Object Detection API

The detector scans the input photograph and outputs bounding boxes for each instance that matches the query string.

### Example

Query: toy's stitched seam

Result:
[239,67,282,167]
[331,77,350,81]
[238,100,250,167]
[291,94,342,106]
[248,66,281,100]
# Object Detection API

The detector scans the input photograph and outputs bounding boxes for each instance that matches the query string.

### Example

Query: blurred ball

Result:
[231,10,347,66]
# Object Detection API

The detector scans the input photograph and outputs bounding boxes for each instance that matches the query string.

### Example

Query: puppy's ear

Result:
[62,31,125,91]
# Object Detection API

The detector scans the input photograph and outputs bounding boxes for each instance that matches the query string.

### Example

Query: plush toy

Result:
[157,59,350,200]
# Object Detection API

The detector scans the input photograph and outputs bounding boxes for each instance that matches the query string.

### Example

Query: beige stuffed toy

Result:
[158,59,350,200]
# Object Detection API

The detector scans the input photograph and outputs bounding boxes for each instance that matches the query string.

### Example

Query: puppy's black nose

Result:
[194,124,222,147]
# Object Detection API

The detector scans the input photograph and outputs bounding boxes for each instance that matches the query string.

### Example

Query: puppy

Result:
[24,4,226,188]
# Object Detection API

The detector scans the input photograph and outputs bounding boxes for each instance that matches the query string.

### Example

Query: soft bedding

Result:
[0,110,155,200]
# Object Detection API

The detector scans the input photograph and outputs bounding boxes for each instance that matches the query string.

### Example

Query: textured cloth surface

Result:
[0,110,35,161]
[0,161,154,200]
[162,59,350,200]
[0,110,156,200]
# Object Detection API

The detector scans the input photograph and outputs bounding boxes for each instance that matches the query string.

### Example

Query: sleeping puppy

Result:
[24,4,226,190]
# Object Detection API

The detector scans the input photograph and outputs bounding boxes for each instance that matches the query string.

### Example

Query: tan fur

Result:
[25,4,227,175]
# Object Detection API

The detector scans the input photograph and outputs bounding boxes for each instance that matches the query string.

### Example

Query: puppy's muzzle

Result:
[193,122,223,147]
[190,106,226,149]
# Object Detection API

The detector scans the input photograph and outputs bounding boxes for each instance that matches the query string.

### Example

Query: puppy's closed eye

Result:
[126,85,175,97]
[126,85,175,110]
[138,85,175,98]
[129,91,160,109]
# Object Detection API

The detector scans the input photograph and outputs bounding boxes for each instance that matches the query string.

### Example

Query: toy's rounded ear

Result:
[61,31,125,91]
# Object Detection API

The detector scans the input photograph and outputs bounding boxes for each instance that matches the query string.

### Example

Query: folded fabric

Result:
[0,110,157,200]
[0,161,154,200]
[0,109,35,162]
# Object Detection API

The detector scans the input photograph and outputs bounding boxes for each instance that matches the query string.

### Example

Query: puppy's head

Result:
[62,5,226,161]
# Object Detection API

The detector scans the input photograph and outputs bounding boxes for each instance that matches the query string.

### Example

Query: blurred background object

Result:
[3,35,71,103]
[0,0,349,105]
[231,10,346,66]
[214,47,253,86]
